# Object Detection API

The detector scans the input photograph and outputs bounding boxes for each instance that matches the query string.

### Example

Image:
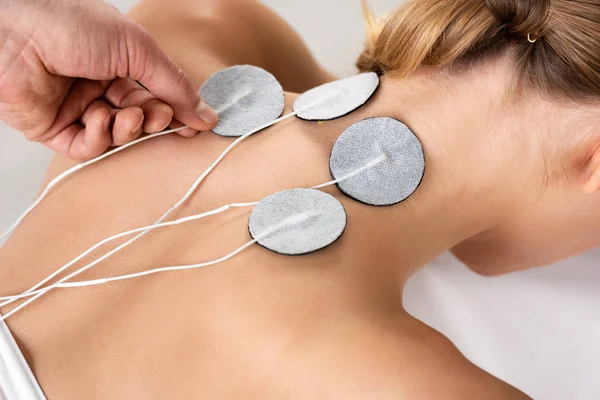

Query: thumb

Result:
[122,21,218,132]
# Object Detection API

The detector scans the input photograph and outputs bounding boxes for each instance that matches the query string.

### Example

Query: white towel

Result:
[0,314,46,400]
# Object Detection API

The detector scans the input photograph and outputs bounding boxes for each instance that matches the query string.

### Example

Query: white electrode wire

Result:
[0,154,386,317]
[0,92,343,320]
[0,126,188,244]
[0,107,310,313]
[0,211,310,322]
[311,154,386,190]
[0,202,258,302]
[58,213,318,289]
[59,239,261,288]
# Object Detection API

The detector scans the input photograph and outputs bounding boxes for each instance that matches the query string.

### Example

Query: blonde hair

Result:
[357,0,600,101]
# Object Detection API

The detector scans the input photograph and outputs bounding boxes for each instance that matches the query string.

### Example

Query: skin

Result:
[0,0,218,161]
[1,0,600,398]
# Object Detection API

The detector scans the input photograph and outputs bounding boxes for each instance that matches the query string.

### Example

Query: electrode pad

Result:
[330,117,425,206]
[248,189,347,256]
[200,65,285,137]
[293,72,380,121]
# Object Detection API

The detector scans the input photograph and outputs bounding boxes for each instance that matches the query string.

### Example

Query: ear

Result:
[582,143,600,194]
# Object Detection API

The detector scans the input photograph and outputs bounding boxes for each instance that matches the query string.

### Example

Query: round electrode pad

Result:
[330,117,425,206]
[200,65,285,137]
[293,72,380,121]
[248,189,347,256]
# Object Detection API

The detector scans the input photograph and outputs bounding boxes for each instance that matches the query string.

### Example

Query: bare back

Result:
[0,1,531,398]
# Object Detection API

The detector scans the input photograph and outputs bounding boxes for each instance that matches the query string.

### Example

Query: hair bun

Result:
[485,0,551,39]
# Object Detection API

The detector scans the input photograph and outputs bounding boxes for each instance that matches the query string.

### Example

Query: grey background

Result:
[1,1,599,399]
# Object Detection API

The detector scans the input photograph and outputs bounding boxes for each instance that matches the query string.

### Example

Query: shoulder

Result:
[393,320,531,399]
[127,0,266,85]
[324,317,532,400]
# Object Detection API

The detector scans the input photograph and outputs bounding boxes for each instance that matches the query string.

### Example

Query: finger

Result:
[44,79,112,143]
[81,99,114,126]
[43,107,112,161]
[105,78,174,133]
[81,99,143,146]
[112,107,145,146]
[141,99,174,133]
[122,22,218,131]
[168,120,198,138]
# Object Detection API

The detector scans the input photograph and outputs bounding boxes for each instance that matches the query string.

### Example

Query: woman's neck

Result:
[348,67,543,291]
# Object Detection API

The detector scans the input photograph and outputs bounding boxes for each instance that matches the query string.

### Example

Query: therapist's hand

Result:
[0,0,218,161]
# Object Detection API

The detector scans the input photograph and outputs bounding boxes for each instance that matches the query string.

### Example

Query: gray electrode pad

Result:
[330,117,425,206]
[199,65,285,137]
[293,72,380,121]
[248,189,347,256]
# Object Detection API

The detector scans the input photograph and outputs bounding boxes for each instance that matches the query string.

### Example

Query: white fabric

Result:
[405,250,600,399]
[294,72,379,120]
[249,189,347,255]
[0,1,598,399]
[200,65,285,137]
[330,117,424,206]
[0,314,46,400]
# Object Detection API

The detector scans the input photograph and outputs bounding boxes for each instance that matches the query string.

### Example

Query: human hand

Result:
[0,0,218,161]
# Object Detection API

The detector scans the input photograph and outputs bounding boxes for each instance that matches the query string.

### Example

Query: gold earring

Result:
[527,33,538,43]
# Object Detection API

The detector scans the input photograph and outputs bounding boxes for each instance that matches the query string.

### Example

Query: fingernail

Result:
[132,117,144,135]
[103,115,112,133]
[196,100,218,124]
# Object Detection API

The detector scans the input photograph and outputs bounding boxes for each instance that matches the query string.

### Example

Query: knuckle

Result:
[122,20,154,80]
[175,67,190,88]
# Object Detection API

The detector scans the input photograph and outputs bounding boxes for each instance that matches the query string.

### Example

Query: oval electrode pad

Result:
[330,117,425,206]
[199,65,285,137]
[248,189,347,256]
[293,72,380,121]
